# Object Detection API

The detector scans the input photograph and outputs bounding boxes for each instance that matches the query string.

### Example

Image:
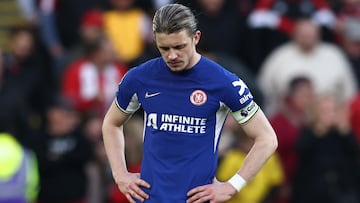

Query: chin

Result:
[167,64,187,72]
[169,68,186,72]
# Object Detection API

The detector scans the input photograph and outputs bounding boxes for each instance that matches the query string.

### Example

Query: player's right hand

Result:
[116,172,151,203]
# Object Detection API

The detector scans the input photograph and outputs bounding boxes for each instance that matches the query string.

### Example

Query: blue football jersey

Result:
[115,56,259,202]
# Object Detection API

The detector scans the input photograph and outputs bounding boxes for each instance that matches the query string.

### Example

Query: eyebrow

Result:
[159,44,186,50]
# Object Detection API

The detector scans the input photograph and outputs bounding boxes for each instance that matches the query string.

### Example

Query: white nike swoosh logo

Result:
[145,92,161,98]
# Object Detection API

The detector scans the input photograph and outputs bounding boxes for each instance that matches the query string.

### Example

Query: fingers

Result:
[187,186,212,203]
[137,178,151,189]
[129,184,149,201]
[125,193,136,203]
[126,190,149,203]
[187,190,212,203]
[187,185,205,197]
[125,178,150,202]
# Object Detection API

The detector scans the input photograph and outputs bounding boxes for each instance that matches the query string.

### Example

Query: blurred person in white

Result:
[257,18,357,116]
[246,0,336,73]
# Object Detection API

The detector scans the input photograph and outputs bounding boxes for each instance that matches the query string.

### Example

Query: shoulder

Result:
[318,43,350,65]
[270,43,296,56]
[319,43,346,56]
[199,56,239,82]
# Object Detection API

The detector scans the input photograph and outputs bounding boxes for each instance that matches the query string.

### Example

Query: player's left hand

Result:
[186,179,237,203]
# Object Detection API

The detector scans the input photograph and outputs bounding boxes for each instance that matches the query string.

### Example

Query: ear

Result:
[193,30,201,45]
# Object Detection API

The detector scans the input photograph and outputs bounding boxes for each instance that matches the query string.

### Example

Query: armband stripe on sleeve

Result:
[232,101,259,124]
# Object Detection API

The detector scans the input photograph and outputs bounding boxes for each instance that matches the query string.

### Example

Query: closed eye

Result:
[159,44,186,51]
[159,47,170,51]
[174,44,186,49]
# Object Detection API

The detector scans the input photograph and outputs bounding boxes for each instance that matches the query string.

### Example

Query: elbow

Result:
[261,130,278,155]
[255,130,278,155]
[273,134,278,152]
[269,131,278,153]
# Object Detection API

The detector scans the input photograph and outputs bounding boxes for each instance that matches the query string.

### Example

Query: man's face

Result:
[11,31,33,60]
[293,20,319,52]
[155,30,200,72]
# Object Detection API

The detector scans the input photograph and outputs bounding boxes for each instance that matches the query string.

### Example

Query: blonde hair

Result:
[153,4,197,36]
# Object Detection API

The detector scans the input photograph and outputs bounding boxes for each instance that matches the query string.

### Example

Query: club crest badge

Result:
[190,90,207,106]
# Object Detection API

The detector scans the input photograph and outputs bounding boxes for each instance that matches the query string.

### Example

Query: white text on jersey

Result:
[147,113,207,134]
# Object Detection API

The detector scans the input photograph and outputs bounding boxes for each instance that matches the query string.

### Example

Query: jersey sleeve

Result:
[115,69,141,114]
[222,74,259,124]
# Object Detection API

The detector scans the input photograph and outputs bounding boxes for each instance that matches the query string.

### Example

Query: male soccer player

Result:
[102,3,278,203]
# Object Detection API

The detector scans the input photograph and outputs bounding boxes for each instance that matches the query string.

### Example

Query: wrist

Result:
[113,170,129,182]
[227,174,246,192]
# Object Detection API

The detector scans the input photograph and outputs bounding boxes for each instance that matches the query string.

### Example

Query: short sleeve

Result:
[222,74,259,124]
[115,69,141,114]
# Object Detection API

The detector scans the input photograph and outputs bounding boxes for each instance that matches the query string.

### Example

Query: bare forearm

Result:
[238,134,277,182]
[102,124,128,180]
[233,109,278,182]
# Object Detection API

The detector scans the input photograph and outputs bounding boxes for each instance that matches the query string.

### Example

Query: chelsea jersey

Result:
[115,56,259,202]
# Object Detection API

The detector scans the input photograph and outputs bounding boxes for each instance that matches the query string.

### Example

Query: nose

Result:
[168,49,177,60]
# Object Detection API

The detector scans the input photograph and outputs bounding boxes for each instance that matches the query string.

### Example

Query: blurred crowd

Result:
[0,0,359,203]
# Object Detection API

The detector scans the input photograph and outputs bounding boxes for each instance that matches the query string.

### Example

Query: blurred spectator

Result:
[27,95,94,203]
[0,0,38,52]
[62,36,128,116]
[292,95,360,203]
[0,48,30,139]
[217,123,284,203]
[270,76,314,203]
[38,0,107,77]
[257,19,357,116]
[195,0,247,61]
[103,0,153,66]
[62,9,106,70]
[2,26,51,131]
[339,18,360,87]
[246,0,336,72]
[0,132,39,203]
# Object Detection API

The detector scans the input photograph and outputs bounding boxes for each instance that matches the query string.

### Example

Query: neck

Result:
[187,52,201,70]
